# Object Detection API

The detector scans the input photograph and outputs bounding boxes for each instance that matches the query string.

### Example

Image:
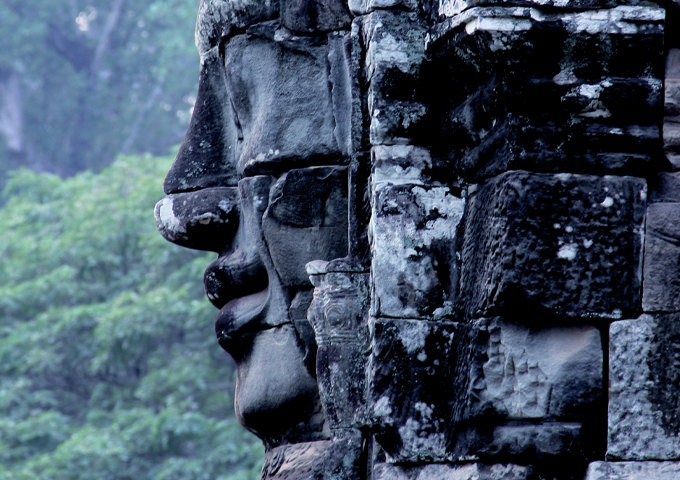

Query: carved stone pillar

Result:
[307,258,371,479]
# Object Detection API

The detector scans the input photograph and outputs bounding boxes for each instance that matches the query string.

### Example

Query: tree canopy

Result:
[0,0,201,179]
[0,154,264,479]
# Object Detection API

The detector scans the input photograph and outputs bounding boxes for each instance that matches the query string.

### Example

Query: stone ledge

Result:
[585,461,680,480]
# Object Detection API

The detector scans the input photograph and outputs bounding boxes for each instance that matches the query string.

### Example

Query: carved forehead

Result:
[196,0,277,54]
[195,0,352,55]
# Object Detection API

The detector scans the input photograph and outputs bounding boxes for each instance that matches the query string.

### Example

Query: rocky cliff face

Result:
[156,0,680,477]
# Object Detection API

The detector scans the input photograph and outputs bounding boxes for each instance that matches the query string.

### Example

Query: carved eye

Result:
[266,168,347,228]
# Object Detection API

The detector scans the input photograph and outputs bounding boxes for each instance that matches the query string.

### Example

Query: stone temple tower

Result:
[155,0,680,477]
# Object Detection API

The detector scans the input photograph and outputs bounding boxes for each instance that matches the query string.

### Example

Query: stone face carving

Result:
[154,0,680,477]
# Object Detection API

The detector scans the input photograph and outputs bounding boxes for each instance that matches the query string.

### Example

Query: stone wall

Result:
[316,0,680,477]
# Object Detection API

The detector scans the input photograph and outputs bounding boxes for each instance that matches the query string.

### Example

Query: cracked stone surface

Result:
[370,145,465,319]
[608,315,680,461]
[459,171,646,320]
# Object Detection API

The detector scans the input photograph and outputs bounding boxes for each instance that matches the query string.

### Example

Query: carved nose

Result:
[163,46,239,194]
[155,187,239,252]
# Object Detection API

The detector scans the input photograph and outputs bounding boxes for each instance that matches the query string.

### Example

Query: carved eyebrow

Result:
[241,154,349,178]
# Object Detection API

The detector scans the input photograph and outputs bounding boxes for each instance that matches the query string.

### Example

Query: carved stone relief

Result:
[154,0,680,477]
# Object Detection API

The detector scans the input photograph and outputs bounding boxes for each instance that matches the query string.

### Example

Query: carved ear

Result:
[328,32,354,159]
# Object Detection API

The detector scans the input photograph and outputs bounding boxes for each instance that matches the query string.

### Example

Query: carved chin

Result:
[233,324,323,441]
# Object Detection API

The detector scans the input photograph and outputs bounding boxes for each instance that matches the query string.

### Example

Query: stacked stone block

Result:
[357,0,680,478]
[665,50,680,168]
[599,171,680,476]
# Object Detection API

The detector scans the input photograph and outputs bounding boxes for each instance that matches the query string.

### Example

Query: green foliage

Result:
[0,155,264,479]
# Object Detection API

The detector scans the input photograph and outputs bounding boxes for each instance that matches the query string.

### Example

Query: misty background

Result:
[0,1,264,478]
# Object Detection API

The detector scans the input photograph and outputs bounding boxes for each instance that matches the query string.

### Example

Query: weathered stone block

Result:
[370,146,465,319]
[280,0,351,33]
[368,318,471,462]
[261,433,363,480]
[668,49,680,80]
[642,203,680,313]
[459,171,646,320]
[307,260,370,429]
[664,122,680,150]
[360,11,428,146]
[262,440,330,480]
[666,79,680,120]
[585,461,680,480]
[608,315,680,460]
[443,318,604,464]
[424,6,665,181]
[647,172,680,203]
[452,423,596,464]
[349,0,417,15]
[664,129,680,169]
[324,429,364,479]
[367,316,602,464]
[434,0,655,19]
[665,49,680,169]
[469,318,603,422]
[373,462,534,480]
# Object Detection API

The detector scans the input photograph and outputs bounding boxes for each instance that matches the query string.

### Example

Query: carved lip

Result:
[204,251,268,309]
[215,289,269,345]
